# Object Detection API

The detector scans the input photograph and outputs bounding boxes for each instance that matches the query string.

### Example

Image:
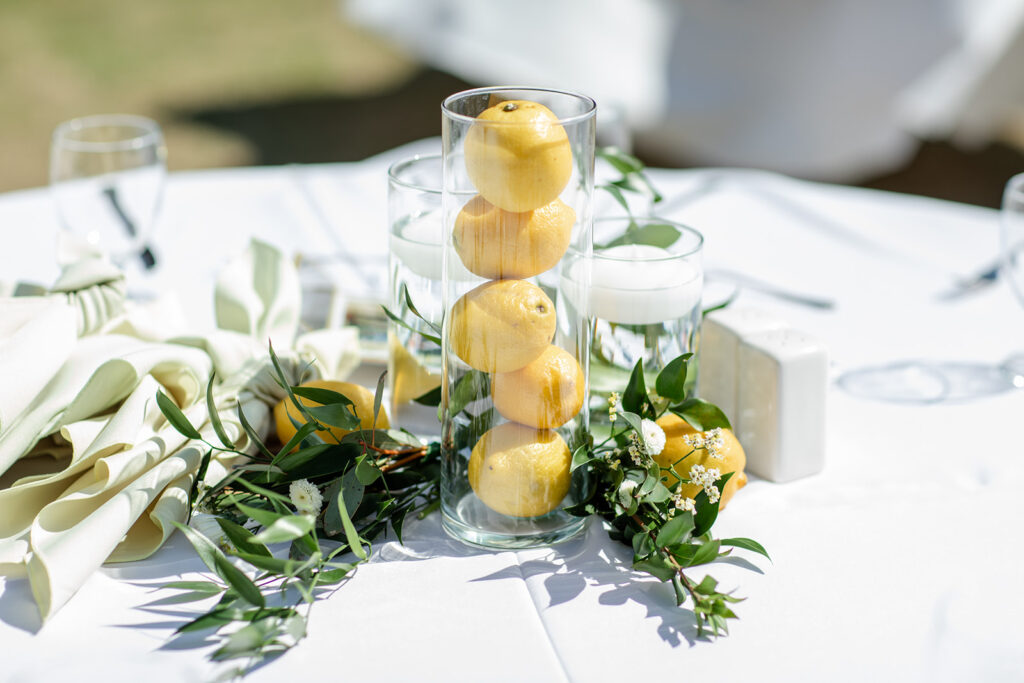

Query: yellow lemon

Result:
[453,195,575,279]
[449,279,555,373]
[464,99,572,212]
[654,413,747,510]
[467,422,572,517]
[274,379,389,446]
[492,346,584,429]
[388,332,441,405]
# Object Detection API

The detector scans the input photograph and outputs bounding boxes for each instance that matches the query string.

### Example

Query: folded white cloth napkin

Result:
[0,238,360,619]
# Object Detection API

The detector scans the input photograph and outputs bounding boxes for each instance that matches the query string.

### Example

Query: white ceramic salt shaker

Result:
[698,307,788,420]
[736,329,828,482]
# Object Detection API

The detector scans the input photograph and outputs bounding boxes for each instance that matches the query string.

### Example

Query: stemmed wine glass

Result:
[837,172,1024,402]
[1000,172,1024,385]
[50,114,166,274]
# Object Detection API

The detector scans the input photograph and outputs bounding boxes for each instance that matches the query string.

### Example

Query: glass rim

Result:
[441,86,597,127]
[582,217,704,261]
[52,114,163,152]
[387,153,474,196]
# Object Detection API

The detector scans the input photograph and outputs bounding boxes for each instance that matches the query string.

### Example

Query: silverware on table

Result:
[706,268,836,310]
[103,186,157,270]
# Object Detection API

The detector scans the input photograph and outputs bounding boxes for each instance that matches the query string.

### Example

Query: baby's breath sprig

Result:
[566,354,769,638]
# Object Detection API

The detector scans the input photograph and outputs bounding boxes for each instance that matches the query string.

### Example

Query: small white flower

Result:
[189,513,227,547]
[289,479,323,515]
[682,433,704,449]
[707,485,721,505]
[689,464,706,482]
[641,419,666,456]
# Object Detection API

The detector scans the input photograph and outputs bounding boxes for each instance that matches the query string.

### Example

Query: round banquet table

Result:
[1,139,1022,682]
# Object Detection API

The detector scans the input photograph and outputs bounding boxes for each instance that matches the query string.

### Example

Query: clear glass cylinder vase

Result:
[440,87,596,548]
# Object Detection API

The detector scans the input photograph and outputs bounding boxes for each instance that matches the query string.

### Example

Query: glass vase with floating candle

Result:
[440,87,596,549]
[561,217,704,425]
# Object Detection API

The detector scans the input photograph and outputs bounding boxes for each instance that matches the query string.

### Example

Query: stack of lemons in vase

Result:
[448,99,584,518]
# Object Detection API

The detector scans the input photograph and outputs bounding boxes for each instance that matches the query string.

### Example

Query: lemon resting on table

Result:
[449,278,556,373]
[463,99,572,213]
[468,422,572,517]
[654,413,747,509]
[274,379,389,446]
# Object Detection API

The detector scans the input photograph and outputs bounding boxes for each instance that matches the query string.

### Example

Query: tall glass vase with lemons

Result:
[440,87,596,548]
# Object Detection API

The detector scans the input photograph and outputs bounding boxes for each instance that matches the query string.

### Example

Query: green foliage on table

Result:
[565,353,767,637]
[155,346,439,675]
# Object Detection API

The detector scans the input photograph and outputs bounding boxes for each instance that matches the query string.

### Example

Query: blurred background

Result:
[2,0,1023,206]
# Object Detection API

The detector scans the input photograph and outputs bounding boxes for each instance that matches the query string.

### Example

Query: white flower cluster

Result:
[627,432,646,466]
[289,478,324,515]
[688,464,722,504]
[682,427,726,460]
[671,493,696,514]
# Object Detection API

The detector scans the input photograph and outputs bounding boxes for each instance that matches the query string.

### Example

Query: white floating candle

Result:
[588,244,702,325]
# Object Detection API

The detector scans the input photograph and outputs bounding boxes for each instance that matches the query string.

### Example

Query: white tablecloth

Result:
[1,140,1022,682]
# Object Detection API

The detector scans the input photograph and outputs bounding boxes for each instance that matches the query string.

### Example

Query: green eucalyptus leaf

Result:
[251,514,316,544]
[671,398,732,431]
[598,182,631,214]
[372,371,386,430]
[290,386,355,408]
[450,371,489,416]
[655,354,692,402]
[316,566,353,585]
[684,539,721,567]
[273,422,320,463]
[236,402,276,461]
[164,580,223,593]
[598,146,645,175]
[570,445,595,473]
[694,575,719,594]
[334,470,368,561]
[656,511,695,547]
[156,391,202,440]
[720,537,771,560]
[305,403,360,431]
[173,522,264,608]
[633,554,677,582]
[381,305,443,346]
[205,374,236,449]
[621,360,647,414]
[216,518,272,557]
[233,501,284,529]
[403,283,442,336]
[355,456,381,485]
[693,471,732,537]
[413,385,442,407]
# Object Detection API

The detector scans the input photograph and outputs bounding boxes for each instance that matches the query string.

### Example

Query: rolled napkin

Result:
[0,238,360,620]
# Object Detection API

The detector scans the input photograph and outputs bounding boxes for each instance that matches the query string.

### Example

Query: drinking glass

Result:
[560,217,704,421]
[440,87,596,549]
[50,114,165,270]
[387,154,473,429]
